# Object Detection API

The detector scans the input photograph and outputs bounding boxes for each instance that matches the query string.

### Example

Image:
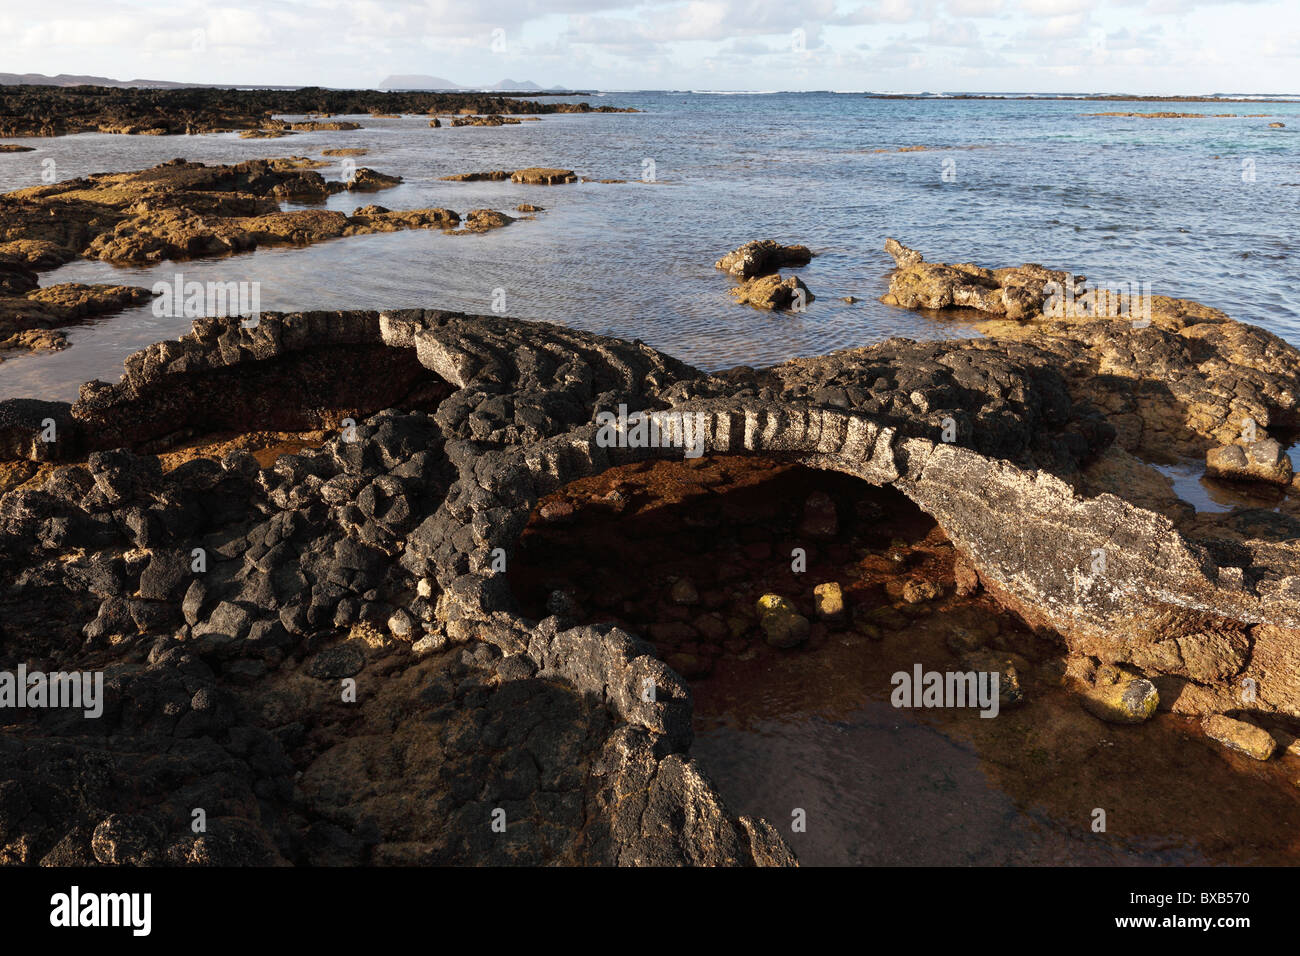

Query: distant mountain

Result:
[491,79,543,91]
[376,74,462,91]
[0,72,200,88]
[378,74,566,92]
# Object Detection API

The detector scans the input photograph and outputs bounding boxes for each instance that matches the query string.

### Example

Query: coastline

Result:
[0,87,1298,868]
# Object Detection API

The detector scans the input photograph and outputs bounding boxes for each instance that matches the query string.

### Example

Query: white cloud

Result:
[0,0,1294,92]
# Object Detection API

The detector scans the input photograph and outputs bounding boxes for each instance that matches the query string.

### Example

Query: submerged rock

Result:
[510,167,577,184]
[756,594,810,648]
[1081,678,1159,724]
[288,120,363,131]
[441,168,576,185]
[345,168,403,191]
[0,158,528,356]
[1203,714,1277,760]
[450,114,521,127]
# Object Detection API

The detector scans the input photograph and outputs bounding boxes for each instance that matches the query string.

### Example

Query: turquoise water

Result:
[1,92,1298,401]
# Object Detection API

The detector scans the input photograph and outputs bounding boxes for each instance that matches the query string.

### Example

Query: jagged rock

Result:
[1,238,1299,868]
[715,240,814,279]
[346,168,402,191]
[882,237,1076,319]
[728,274,813,311]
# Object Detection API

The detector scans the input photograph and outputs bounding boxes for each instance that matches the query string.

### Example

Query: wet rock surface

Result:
[728,274,814,311]
[441,168,577,184]
[715,240,815,280]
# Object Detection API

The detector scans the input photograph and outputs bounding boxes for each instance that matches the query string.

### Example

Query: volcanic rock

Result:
[1206,439,1294,486]
[728,274,813,311]
[715,240,814,279]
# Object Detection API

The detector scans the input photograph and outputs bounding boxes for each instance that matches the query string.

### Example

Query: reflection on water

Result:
[1151,458,1282,513]
[691,634,1300,867]
[1,93,1298,401]
[692,704,1178,867]
[1149,448,1296,514]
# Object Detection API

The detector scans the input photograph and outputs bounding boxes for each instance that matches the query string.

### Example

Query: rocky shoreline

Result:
[0,232,1298,862]
[0,157,522,361]
[1,95,1299,861]
[0,85,635,137]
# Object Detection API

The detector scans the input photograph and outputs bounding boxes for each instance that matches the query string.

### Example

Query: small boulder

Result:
[902,578,942,604]
[728,274,814,311]
[756,594,810,648]
[812,582,845,622]
[346,168,402,191]
[1081,677,1159,723]
[1205,439,1293,486]
[715,239,814,279]
[1203,714,1276,761]
[669,577,700,605]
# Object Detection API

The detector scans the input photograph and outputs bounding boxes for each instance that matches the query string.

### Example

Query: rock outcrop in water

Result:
[881,237,1081,319]
[440,168,577,185]
[716,240,816,311]
[728,273,815,311]
[0,158,518,361]
[1,241,1299,865]
[715,240,814,280]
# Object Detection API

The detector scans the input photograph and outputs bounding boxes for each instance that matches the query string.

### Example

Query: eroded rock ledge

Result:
[1,259,1299,864]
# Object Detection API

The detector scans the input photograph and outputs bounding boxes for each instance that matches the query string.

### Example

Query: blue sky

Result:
[1,0,1297,93]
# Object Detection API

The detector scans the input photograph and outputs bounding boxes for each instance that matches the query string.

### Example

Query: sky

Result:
[1,0,1297,94]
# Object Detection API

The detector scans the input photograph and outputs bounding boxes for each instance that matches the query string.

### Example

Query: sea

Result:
[0,91,1297,401]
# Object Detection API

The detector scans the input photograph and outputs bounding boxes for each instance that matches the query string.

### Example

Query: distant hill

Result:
[0,72,200,88]
[376,74,461,91]
[378,74,565,92]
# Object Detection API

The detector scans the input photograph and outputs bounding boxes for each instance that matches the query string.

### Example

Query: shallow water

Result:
[511,454,1300,867]
[2,93,1299,401]
[690,634,1300,867]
